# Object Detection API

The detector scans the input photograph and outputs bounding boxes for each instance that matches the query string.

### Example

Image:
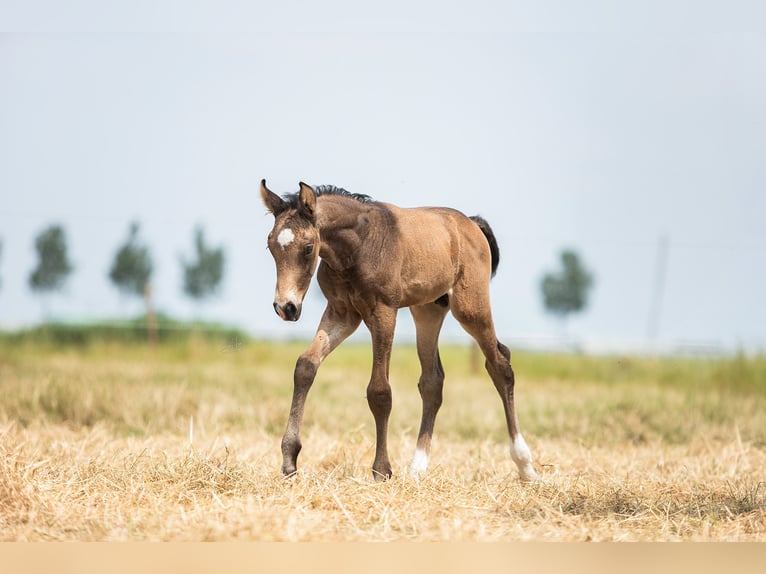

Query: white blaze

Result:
[277,228,295,249]
[274,288,301,306]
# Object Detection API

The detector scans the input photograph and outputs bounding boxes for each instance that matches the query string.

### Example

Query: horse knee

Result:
[367,384,392,416]
[294,356,318,389]
[417,371,444,409]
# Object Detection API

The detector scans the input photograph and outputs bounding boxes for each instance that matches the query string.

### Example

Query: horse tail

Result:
[469,215,500,278]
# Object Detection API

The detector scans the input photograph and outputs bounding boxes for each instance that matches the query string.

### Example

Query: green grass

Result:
[1,336,765,541]
[1,337,764,447]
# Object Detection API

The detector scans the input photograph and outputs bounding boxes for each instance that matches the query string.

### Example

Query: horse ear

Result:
[260,179,286,215]
[298,182,316,220]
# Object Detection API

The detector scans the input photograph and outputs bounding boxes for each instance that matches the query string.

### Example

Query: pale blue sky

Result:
[1,1,764,352]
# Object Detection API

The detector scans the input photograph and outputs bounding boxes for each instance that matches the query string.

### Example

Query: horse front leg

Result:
[281,305,361,477]
[364,306,397,481]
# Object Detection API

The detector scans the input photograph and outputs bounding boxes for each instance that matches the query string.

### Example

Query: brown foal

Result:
[260,180,537,482]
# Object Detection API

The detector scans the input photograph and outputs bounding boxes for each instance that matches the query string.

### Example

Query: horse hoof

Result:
[518,466,539,482]
[281,466,298,478]
[372,468,392,482]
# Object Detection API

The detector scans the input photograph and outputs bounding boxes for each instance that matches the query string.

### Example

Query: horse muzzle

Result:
[273,301,301,322]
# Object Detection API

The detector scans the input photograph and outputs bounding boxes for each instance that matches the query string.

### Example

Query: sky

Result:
[1,1,765,353]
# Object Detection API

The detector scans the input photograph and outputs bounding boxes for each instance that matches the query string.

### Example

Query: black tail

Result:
[469,215,500,278]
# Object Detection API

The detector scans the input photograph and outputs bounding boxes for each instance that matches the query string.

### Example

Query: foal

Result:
[260,180,538,482]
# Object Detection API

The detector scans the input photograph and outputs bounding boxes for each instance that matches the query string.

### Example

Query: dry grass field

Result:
[1,336,765,541]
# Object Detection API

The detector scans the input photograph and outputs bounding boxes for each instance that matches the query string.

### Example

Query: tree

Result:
[29,224,74,315]
[180,226,225,305]
[109,222,153,298]
[109,222,157,343]
[541,249,594,334]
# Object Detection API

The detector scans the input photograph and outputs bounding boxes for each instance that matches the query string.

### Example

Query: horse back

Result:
[383,204,493,306]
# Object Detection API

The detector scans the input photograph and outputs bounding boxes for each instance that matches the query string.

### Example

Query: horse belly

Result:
[398,235,456,307]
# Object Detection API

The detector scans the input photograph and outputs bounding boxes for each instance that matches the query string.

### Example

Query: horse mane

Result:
[282,185,374,208]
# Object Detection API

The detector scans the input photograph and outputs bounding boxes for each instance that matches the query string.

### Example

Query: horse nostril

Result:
[284,302,297,319]
[273,302,280,314]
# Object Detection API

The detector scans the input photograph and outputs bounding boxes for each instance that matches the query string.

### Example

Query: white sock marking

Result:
[409,448,429,478]
[510,434,538,481]
[277,228,295,248]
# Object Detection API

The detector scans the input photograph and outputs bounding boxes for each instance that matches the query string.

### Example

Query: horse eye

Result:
[303,244,314,256]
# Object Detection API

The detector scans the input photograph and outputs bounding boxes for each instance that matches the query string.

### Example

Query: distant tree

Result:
[180,226,225,306]
[29,224,74,315]
[109,222,153,298]
[541,249,594,335]
[109,222,157,343]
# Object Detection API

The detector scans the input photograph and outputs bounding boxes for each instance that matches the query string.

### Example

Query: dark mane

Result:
[282,185,373,208]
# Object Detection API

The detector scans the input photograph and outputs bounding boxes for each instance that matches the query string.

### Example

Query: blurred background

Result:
[1,1,764,354]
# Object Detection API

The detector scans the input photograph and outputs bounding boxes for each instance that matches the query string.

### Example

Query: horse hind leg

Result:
[492,339,537,480]
[451,294,538,481]
[408,303,449,478]
[475,330,537,481]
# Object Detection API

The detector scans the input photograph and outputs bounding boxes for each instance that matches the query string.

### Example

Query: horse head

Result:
[260,179,320,322]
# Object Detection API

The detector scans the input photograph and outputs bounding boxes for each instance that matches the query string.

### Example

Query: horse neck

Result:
[315,196,369,272]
